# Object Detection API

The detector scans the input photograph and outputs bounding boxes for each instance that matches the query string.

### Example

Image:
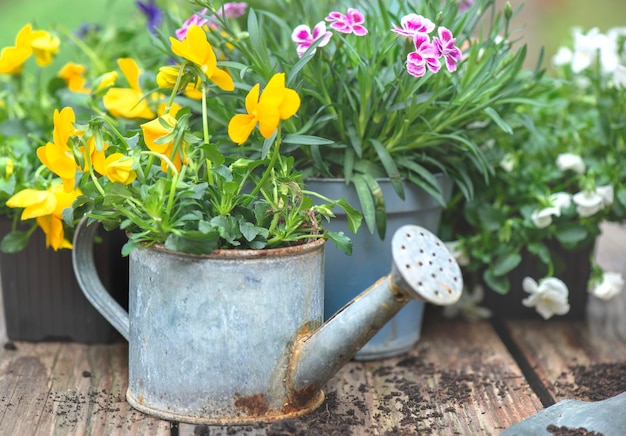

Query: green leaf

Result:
[282,134,335,145]
[1,231,31,253]
[492,252,522,276]
[483,268,511,295]
[353,175,376,234]
[325,231,353,255]
[369,138,404,200]
[483,107,513,135]
[555,224,589,246]
[334,198,363,234]
[527,242,550,265]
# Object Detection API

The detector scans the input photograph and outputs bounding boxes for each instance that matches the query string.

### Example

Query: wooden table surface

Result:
[0,223,625,435]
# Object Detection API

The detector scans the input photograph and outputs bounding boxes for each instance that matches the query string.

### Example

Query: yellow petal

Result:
[37,215,71,250]
[244,84,260,116]
[104,154,136,185]
[279,88,301,120]
[103,88,155,119]
[256,105,281,138]
[228,114,257,145]
[0,45,32,74]
[210,67,234,91]
[6,188,56,220]
[117,57,141,90]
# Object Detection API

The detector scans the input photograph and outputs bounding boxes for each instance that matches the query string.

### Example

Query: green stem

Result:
[244,129,282,206]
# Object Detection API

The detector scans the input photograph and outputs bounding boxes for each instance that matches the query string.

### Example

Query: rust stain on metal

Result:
[137,393,144,405]
[234,393,270,416]
[281,384,320,415]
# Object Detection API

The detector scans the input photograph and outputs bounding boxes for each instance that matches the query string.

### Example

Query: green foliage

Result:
[198,0,539,237]
[440,24,626,299]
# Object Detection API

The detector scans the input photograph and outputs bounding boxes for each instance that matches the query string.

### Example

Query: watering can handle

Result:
[72,217,130,341]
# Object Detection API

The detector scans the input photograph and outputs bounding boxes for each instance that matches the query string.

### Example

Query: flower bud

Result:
[0,157,14,178]
[504,2,513,21]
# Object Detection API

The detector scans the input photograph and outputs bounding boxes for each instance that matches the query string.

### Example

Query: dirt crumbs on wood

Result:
[547,424,604,436]
[554,361,626,401]
[195,351,517,435]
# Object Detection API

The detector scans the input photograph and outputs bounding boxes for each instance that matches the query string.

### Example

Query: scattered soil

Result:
[3,342,17,351]
[554,362,626,401]
[546,424,603,436]
[193,349,514,435]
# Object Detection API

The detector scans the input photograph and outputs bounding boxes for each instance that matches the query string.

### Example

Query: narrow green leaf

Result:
[492,252,522,277]
[484,107,513,135]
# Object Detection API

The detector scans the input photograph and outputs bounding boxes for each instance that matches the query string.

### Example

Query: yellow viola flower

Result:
[169,24,234,91]
[228,72,301,144]
[36,107,80,192]
[103,58,180,119]
[30,30,60,67]
[78,136,108,172]
[156,65,202,100]
[93,152,137,185]
[58,62,90,93]
[6,183,81,250]
[0,24,42,74]
[103,58,157,119]
[141,113,186,172]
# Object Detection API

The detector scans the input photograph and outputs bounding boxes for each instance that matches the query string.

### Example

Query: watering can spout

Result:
[290,225,463,393]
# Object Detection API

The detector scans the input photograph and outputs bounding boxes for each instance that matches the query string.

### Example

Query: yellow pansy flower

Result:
[156,65,202,100]
[141,113,186,172]
[36,107,80,192]
[169,24,234,91]
[103,58,180,119]
[228,72,301,144]
[30,31,60,67]
[6,183,81,250]
[93,152,137,185]
[0,24,44,74]
[103,58,157,119]
[58,62,90,93]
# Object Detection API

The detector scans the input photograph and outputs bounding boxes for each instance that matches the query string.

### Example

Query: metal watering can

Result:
[72,219,462,425]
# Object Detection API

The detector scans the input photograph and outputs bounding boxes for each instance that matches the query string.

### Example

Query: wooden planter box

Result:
[0,219,128,343]
[482,241,593,321]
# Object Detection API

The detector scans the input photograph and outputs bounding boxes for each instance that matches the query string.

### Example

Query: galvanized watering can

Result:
[72,219,462,424]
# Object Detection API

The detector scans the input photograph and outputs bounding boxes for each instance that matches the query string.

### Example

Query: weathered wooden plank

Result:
[179,317,542,435]
[0,341,170,435]
[505,319,626,404]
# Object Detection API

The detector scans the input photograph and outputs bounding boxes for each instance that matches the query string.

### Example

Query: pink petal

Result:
[352,24,368,36]
[346,8,365,25]
[292,24,313,43]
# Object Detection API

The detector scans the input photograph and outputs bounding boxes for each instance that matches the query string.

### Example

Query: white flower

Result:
[550,192,572,210]
[556,153,586,174]
[572,185,614,217]
[499,153,515,172]
[552,46,573,67]
[614,65,626,89]
[531,206,561,228]
[522,277,571,320]
[570,28,618,74]
[591,272,624,300]
[444,240,469,266]
[530,193,572,228]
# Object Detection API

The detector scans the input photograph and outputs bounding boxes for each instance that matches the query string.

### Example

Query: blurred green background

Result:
[0,0,625,69]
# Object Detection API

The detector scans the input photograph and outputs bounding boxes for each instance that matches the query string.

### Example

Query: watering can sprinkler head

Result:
[388,225,463,306]
[291,225,463,394]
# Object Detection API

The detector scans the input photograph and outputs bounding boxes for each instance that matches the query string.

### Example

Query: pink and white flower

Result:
[433,27,462,72]
[176,8,210,40]
[291,21,333,57]
[406,34,440,77]
[391,14,434,39]
[325,8,368,36]
[216,2,247,19]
